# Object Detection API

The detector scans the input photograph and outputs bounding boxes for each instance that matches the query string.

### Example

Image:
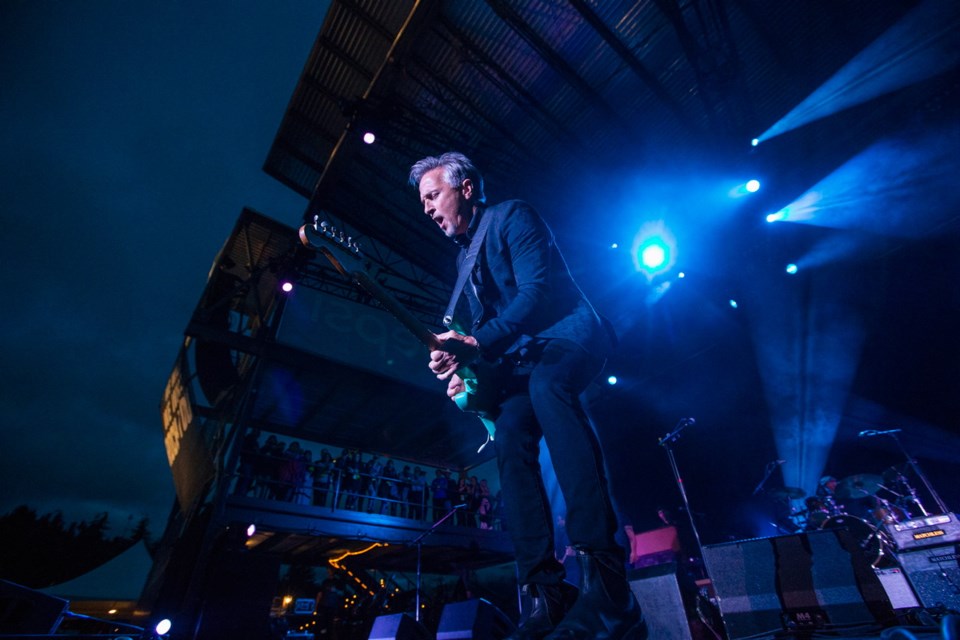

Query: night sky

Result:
[3,1,958,551]
[1,1,330,535]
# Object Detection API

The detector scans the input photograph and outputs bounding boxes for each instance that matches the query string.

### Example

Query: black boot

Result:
[507,581,579,640]
[544,550,646,640]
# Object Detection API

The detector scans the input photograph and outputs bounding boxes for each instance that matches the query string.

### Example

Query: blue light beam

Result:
[757,0,960,143]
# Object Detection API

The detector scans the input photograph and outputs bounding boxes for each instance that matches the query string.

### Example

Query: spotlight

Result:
[729,179,762,197]
[766,210,787,223]
[246,523,256,537]
[677,272,685,279]
[751,138,759,147]
[641,243,666,270]
[785,263,798,275]
[607,375,618,386]
[610,242,619,249]
[155,619,172,636]
[280,280,294,293]
[729,299,739,309]
[362,131,376,144]
[631,222,676,278]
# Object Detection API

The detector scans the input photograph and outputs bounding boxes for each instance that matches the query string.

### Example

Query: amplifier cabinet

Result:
[897,543,960,612]
[884,513,960,551]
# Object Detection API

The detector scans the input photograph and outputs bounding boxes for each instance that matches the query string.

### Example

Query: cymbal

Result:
[768,486,806,500]
[835,474,884,500]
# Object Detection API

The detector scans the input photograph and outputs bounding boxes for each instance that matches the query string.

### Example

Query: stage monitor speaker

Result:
[368,612,431,640]
[628,562,694,640]
[702,534,781,639]
[436,598,515,639]
[0,580,68,635]
[703,529,894,639]
[897,543,960,612]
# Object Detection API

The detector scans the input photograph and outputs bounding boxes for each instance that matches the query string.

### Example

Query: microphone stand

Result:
[658,418,705,563]
[883,430,949,515]
[752,460,779,497]
[409,503,466,622]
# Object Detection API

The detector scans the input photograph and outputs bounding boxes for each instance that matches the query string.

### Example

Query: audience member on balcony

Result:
[293,449,314,505]
[431,468,452,520]
[409,467,427,520]
[313,449,335,508]
[399,465,413,518]
[478,495,494,530]
[456,471,471,526]
[337,448,361,510]
[361,454,383,513]
[278,441,306,502]
[379,459,400,515]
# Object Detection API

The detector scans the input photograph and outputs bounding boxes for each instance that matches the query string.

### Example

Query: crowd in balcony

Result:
[232,429,503,529]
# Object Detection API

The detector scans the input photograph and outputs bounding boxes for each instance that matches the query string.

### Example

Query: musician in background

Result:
[410,152,643,640]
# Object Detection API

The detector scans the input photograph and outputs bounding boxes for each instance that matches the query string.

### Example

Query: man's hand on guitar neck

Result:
[429,330,480,381]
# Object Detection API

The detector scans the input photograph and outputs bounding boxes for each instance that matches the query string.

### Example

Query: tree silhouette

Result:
[0,505,152,588]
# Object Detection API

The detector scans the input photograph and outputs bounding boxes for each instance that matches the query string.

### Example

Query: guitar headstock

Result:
[298,215,364,276]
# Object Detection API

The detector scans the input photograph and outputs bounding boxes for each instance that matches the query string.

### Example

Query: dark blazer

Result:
[457,200,610,359]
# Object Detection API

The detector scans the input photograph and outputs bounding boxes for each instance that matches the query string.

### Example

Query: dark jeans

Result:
[493,339,622,587]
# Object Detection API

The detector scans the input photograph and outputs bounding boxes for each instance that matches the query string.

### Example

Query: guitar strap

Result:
[443,208,493,327]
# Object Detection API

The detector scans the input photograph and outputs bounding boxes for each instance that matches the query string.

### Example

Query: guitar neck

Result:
[349,270,442,351]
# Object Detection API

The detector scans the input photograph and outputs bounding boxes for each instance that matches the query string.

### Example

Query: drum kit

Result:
[772,464,930,567]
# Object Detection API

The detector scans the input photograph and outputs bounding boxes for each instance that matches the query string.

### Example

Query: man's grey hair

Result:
[409,151,486,203]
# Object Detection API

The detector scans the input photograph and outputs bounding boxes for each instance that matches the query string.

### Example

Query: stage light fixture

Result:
[786,263,798,275]
[766,210,787,223]
[246,523,256,537]
[362,131,376,144]
[729,299,739,309]
[677,272,685,279]
[746,179,761,193]
[155,619,172,636]
[641,243,666,269]
[631,221,676,279]
[280,280,294,293]
[607,376,618,386]
[751,138,759,147]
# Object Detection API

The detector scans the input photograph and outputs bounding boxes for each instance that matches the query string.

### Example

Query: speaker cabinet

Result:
[368,612,432,640]
[898,543,960,612]
[628,562,695,640]
[702,529,894,639]
[436,598,515,639]
[0,580,68,635]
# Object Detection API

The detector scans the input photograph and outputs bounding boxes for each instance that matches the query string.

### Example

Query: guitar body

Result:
[299,218,500,442]
[452,363,499,441]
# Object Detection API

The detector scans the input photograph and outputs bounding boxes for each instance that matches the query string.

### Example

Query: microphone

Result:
[659,417,696,446]
[859,428,902,437]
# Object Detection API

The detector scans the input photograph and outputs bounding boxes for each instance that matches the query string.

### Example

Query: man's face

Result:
[419,167,473,237]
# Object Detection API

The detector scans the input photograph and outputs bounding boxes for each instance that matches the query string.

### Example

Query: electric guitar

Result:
[298,217,498,444]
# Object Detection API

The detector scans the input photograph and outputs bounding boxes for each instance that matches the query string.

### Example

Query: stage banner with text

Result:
[160,353,215,513]
[276,286,442,392]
